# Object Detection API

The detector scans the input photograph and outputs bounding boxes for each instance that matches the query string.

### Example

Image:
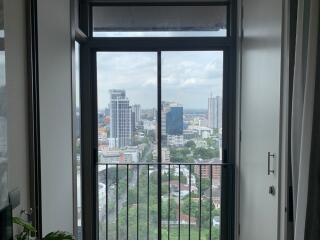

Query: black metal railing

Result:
[97,162,229,240]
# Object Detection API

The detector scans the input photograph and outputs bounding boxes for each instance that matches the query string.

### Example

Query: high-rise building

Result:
[217,96,222,128]
[166,105,183,135]
[109,89,132,148]
[161,102,184,146]
[161,102,169,137]
[131,109,136,131]
[132,104,141,127]
[208,94,222,129]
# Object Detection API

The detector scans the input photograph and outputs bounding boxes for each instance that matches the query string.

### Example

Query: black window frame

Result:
[78,1,236,240]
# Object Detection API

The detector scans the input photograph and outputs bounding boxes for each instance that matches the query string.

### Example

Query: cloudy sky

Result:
[96,51,223,110]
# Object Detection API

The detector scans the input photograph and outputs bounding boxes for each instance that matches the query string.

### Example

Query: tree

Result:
[170,148,185,162]
[212,208,220,217]
[170,148,191,163]
[185,140,196,149]
[161,198,177,220]
[195,177,211,195]
[181,198,215,227]
[206,227,220,240]
[193,147,219,159]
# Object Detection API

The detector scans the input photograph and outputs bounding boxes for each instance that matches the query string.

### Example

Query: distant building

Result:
[166,105,183,135]
[208,94,222,129]
[131,108,136,132]
[123,148,139,163]
[198,118,208,127]
[183,129,198,140]
[187,125,213,138]
[161,103,168,137]
[132,104,141,126]
[212,216,220,227]
[143,120,156,131]
[98,112,105,126]
[100,150,122,163]
[167,135,184,147]
[162,147,171,162]
[99,147,140,163]
[161,102,184,146]
[152,147,170,162]
[109,89,132,148]
[179,214,197,225]
[203,185,221,208]
[194,162,221,184]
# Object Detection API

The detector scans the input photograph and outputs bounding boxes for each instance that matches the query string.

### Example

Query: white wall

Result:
[239,0,283,239]
[37,0,74,235]
[4,0,30,216]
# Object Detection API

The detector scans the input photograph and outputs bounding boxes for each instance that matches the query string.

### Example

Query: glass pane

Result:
[161,51,223,239]
[96,52,158,240]
[93,6,227,37]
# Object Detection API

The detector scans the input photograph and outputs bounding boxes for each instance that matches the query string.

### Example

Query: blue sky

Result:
[96,51,223,110]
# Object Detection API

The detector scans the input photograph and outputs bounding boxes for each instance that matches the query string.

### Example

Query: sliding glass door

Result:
[95,50,225,240]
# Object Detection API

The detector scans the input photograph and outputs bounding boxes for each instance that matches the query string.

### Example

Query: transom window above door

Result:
[92,5,228,37]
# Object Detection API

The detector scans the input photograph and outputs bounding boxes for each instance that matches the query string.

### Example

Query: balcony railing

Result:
[97,162,229,240]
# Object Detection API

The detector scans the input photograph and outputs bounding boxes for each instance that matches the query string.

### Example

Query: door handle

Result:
[268,152,275,175]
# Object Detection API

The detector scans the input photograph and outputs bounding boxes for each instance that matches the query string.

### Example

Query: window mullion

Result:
[157,51,162,240]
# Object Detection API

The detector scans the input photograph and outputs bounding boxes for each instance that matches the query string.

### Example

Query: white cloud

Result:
[96,51,223,109]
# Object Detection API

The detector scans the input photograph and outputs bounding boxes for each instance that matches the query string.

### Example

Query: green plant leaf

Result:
[12,217,37,233]
[43,231,74,240]
[15,231,29,240]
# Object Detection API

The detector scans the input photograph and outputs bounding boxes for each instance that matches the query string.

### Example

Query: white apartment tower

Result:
[109,89,132,148]
[208,94,222,129]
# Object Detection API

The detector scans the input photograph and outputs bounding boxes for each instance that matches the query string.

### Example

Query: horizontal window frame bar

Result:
[88,1,230,7]
[85,37,233,51]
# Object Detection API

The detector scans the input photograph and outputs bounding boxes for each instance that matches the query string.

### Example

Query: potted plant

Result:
[13,216,74,240]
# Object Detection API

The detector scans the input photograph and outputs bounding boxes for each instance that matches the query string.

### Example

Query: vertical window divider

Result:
[157,51,162,240]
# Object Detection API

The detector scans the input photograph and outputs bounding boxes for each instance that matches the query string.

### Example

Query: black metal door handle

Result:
[268,152,275,175]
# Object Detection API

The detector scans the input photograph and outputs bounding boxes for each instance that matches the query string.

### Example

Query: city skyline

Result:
[96,51,223,110]
[98,90,222,113]
[100,89,222,151]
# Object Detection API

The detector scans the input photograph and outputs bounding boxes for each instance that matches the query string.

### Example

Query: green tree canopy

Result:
[185,140,196,149]
[193,147,219,159]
